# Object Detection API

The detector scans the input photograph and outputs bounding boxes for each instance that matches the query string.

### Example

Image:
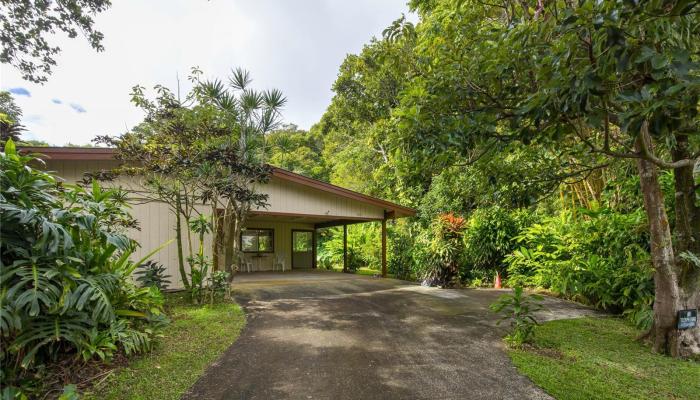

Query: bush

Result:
[462,207,536,284]
[0,141,167,396]
[506,208,654,328]
[388,226,415,280]
[417,213,466,287]
[135,260,171,290]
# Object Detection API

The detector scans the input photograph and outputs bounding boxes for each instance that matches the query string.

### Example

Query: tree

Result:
[94,82,224,289]
[192,67,285,280]
[398,0,699,357]
[100,67,284,285]
[0,0,111,83]
[267,125,330,181]
[0,90,25,143]
[315,15,418,202]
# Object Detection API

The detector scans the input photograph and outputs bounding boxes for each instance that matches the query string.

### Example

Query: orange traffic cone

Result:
[494,272,502,289]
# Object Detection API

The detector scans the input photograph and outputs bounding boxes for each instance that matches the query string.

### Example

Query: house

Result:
[21,147,416,289]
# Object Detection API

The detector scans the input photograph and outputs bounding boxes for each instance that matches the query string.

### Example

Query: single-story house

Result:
[21,147,416,289]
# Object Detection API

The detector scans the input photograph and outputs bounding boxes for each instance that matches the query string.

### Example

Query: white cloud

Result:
[0,0,413,145]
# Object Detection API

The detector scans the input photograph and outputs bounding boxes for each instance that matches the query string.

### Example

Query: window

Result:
[293,231,313,252]
[241,229,274,253]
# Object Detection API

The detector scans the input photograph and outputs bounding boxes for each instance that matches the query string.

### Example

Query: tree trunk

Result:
[211,205,221,271]
[174,193,190,289]
[671,134,700,357]
[636,129,698,357]
[224,214,236,278]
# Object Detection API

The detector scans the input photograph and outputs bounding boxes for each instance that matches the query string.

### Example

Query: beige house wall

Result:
[255,177,386,219]
[44,159,208,289]
[239,220,315,271]
[40,158,380,289]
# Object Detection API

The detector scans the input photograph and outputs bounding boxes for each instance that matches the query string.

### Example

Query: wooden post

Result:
[312,228,317,269]
[343,224,348,273]
[381,218,387,278]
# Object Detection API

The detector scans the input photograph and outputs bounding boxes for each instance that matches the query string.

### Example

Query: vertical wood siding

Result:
[40,159,384,289]
[255,177,385,219]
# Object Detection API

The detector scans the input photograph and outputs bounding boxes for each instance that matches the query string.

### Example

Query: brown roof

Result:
[19,146,416,218]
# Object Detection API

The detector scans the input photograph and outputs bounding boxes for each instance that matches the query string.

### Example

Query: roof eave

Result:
[16,147,417,218]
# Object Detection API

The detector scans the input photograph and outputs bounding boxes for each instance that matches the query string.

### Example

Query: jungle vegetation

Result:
[271,0,700,358]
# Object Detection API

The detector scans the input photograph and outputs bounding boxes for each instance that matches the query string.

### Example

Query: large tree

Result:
[399,0,700,357]
[1,0,111,83]
[101,67,285,285]
[315,15,418,202]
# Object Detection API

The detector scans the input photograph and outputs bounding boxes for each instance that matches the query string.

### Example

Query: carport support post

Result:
[381,217,387,278]
[343,224,348,273]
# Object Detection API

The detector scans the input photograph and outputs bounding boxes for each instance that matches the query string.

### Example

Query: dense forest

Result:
[267,0,700,358]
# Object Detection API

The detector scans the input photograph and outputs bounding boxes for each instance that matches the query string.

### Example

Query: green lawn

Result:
[508,317,700,400]
[329,265,395,278]
[85,293,246,400]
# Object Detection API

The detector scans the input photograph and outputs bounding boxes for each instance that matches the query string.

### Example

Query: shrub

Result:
[388,226,415,280]
[0,141,167,396]
[208,271,231,300]
[462,207,536,284]
[490,287,544,346]
[417,213,466,287]
[187,215,213,303]
[506,208,654,328]
[135,260,171,290]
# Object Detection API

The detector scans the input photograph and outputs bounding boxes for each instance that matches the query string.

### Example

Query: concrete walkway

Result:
[183,271,595,400]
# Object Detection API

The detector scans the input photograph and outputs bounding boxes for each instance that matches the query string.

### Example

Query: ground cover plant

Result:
[84,293,245,400]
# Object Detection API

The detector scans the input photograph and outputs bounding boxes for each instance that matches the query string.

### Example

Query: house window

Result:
[241,229,274,253]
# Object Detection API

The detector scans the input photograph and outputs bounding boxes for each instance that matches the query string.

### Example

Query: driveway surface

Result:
[183,271,595,400]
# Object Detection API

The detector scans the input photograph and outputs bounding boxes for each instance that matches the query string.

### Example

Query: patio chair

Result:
[238,255,253,273]
[273,254,286,272]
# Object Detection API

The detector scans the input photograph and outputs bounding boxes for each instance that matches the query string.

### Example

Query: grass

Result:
[85,293,246,400]
[508,317,700,400]
[329,265,395,278]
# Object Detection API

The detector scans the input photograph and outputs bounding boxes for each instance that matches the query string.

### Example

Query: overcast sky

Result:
[0,0,413,145]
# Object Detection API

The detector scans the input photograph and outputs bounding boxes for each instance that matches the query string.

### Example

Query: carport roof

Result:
[19,146,417,220]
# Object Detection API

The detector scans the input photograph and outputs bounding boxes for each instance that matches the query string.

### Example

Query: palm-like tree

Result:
[194,67,287,162]
[0,120,26,143]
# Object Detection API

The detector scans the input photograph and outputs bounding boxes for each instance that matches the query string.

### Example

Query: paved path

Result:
[183,271,595,400]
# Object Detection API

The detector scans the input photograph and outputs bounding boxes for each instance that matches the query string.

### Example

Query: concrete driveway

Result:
[183,271,594,400]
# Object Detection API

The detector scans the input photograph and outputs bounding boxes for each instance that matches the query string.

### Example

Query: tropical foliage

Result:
[96,67,282,290]
[0,140,167,396]
[1,0,112,83]
[135,261,172,291]
[490,287,544,346]
[268,0,700,358]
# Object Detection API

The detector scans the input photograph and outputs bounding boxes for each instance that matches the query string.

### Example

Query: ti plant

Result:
[490,286,544,346]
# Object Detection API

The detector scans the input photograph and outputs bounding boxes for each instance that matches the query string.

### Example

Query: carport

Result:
[240,167,416,276]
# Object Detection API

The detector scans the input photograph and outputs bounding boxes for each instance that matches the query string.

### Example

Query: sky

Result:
[0,0,414,146]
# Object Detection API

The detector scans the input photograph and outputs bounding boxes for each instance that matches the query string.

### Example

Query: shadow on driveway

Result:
[183,271,595,400]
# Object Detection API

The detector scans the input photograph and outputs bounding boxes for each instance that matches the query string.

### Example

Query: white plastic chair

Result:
[274,254,286,272]
[239,255,253,273]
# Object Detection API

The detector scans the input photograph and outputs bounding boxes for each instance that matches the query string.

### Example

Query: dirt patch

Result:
[521,344,575,362]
